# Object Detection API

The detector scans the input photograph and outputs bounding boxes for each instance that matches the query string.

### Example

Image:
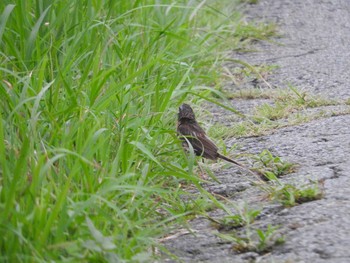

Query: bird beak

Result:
[179,104,184,112]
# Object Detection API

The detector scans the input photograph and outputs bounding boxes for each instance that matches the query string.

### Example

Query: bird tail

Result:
[217,153,244,167]
[217,153,261,178]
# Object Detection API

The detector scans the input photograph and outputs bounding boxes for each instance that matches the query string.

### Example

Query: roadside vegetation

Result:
[210,150,323,254]
[0,0,267,261]
[0,0,327,261]
[208,85,350,138]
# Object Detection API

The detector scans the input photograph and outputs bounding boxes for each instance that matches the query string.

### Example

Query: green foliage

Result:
[255,225,285,252]
[219,224,284,253]
[250,150,323,207]
[283,85,338,108]
[269,181,323,207]
[218,203,261,229]
[226,64,278,87]
[251,150,323,206]
[234,21,277,42]
[239,0,259,4]
[253,149,295,179]
[221,86,345,138]
[208,123,238,140]
[254,101,293,121]
[252,87,337,123]
[0,0,244,261]
[217,203,284,253]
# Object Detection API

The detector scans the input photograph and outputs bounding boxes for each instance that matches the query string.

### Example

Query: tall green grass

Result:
[0,0,242,261]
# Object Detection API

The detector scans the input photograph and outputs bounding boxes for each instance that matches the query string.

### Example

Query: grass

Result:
[268,180,324,207]
[0,0,265,261]
[251,150,323,207]
[211,149,322,253]
[253,152,324,207]
[207,86,348,138]
[0,0,326,261]
[239,0,259,4]
[234,21,277,42]
[221,224,285,253]
[216,203,284,253]
[214,149,321,252]
[253,149,295,179]
[217,203,261,230]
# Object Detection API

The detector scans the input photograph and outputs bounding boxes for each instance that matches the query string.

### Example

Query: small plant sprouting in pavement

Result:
[218,224,284,254]
[254,225,285,253]
[216,86,345,138]
[224,64,278,88]
[287,85,338,108]
[253,102,295,121]
[239,0,259,4]
[164,193,217,221]
[253,149,295,180]
[269,180,324,207]
[251,150,323,206]
[217,203,261,230]
[213,203,284,254]
[234,21,277,43]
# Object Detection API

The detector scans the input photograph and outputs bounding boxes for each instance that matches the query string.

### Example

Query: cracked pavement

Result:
[164,0,350,262]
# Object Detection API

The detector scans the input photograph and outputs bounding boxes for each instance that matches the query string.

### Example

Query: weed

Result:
[269,181,323,207]
[253,149,295,179]
[225,88,272,100]
[254,101,295,121]
[254,225,285,252]
[218,223,284,253]
[287,85,338,108]
[240,0,259,4]
[219,87,346,138]
[223,64,278,88]
[234,21,277,42]
[251,150,323,206]
[218,203,261,230]
[208,123,240,140]
[0,0,250,261]
[213,202,283,253]
[252,87,339,122]
[166,195,217,221]
[227,86,340,108]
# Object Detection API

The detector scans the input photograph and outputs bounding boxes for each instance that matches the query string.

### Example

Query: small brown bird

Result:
[177,103,259,176]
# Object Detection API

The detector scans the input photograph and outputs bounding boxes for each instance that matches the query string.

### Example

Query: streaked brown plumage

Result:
[177,103,259,176]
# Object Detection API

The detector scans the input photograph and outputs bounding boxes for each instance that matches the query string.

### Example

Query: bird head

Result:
[178,103,196,121]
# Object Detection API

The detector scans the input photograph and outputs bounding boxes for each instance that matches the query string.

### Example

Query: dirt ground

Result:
[164,0,350,262]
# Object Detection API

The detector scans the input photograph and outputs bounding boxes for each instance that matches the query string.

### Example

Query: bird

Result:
[177,103,260,177]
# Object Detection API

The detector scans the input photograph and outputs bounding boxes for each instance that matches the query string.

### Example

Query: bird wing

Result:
[177,122,218,160]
